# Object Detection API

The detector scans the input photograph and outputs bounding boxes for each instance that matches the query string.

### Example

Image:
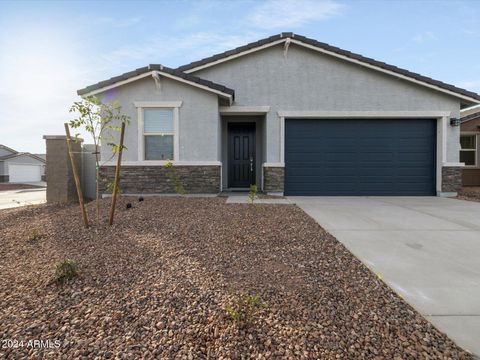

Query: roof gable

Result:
[178,32,480,106]
[0,144,18,156]
[0,152,46,163]
[461,111,480,124]
[77,65,234,104]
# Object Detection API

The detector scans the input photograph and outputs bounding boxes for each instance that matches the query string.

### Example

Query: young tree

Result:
[69,96,130,224]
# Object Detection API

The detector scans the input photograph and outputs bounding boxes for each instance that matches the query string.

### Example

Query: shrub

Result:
[28,229,45,242]
[107,181,121,196]
[226,294,264,329]
[164,161,186,195]
[248,184,258,204]
[52,260,78,284]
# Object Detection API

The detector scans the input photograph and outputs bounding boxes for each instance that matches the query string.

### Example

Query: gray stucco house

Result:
[0,145,46,183]
[77,33,480,196]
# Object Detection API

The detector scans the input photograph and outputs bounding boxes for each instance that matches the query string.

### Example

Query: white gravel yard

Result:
[0,197,474,359]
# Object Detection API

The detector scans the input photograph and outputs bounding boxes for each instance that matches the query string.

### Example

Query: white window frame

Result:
[460,133,477,167]
[134,101,182,162]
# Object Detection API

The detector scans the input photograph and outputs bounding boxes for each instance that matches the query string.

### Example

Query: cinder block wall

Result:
[43,135,83,203]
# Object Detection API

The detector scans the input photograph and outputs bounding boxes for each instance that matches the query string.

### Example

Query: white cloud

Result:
[95,16,142,28]
[99,32,262,70]
[412,31,437,44]
[461,28,480,37]
[249,0,344,29]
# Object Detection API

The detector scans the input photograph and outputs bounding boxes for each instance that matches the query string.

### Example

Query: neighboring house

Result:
[77,32,480,196]
[460,110,480,186]
[0,145,46,183]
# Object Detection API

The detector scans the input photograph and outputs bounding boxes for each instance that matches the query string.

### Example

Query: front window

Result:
[460,134,477,166]
[143,108,174,160]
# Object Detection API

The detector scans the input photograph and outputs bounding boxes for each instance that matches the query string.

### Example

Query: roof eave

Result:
[77,68,234,103]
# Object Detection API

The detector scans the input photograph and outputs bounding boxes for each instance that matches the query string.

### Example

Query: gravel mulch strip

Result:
[258,194,286,199]
[0,183,44,191]
[457,187,480,202]
[0,198,473,359]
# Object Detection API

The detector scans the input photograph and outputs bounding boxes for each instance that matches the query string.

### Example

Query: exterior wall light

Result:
[450,118,461,126]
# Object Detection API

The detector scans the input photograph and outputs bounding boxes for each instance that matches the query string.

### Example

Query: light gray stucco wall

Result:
[193,43,462,163]
[96,76,220,162]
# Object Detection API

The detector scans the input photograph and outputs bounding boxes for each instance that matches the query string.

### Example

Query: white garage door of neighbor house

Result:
[9,164,42,182]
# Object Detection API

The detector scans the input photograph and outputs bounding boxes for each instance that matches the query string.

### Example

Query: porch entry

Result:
[228,122,256,188]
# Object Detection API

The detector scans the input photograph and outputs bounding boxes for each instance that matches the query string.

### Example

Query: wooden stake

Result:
[64,123,89,228]
[108,122,126,226]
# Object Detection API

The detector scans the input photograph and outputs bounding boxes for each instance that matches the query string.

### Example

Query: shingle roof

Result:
[33,154,46,161]
[177,32,480,104]
[77,64,235,98]
[461,111,480,123]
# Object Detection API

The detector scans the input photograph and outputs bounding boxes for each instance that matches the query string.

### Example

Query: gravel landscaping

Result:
[0,197,473,359]
[457,187,480,202]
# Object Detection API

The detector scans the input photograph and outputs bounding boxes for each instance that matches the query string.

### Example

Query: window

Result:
[135,101,182,161]
[144,109,174,160]
[460,134,477,166]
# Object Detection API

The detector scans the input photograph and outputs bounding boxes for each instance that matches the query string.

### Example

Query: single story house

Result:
[77,33,480,196]
[0,145,46,183]
[460,110,480,186]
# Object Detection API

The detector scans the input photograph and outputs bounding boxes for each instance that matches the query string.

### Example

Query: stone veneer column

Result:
[43,135,83,203]
[441,166,463,193]
[263,166,284,193]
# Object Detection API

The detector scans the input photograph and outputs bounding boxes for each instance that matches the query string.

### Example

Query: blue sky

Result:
[1,0,480,153]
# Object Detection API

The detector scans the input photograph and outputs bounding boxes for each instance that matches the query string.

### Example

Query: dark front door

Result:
[228,123,256,188]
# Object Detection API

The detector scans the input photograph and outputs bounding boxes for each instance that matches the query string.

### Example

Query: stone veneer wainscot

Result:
[263,166,284,192]
[441,166,463,193]
[99,165,221,194]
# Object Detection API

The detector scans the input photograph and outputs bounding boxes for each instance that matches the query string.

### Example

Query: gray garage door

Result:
[285,119,436,196]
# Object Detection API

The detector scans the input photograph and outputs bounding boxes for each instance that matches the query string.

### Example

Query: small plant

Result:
[165,161,186,195]
[52,260,78,284]
[248,184,258,204]
[106,181,121,196]
[226,294,264,329]
[28,229,45,242]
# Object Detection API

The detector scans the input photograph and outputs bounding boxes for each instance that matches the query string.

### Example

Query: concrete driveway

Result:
[0,187,46,210]
[291,196,480,356]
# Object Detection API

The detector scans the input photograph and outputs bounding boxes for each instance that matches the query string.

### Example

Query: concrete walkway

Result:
[291,196,480,356]
[0,188,46,210]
